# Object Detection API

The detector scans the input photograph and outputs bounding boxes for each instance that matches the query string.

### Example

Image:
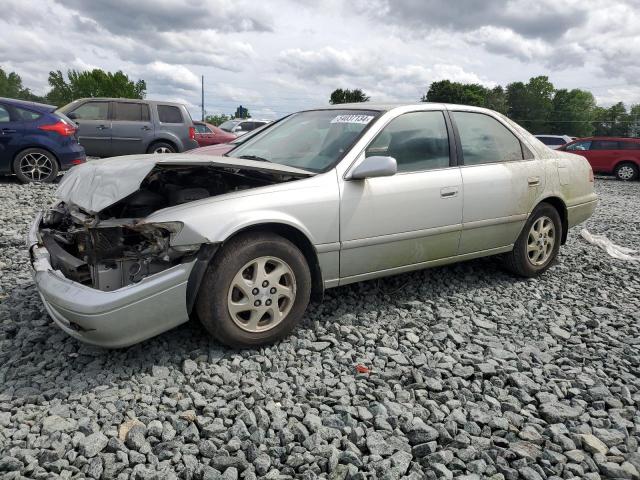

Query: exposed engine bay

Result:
[36,165,303,291]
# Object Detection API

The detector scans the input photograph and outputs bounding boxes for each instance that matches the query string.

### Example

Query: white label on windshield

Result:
[330,114,374,125]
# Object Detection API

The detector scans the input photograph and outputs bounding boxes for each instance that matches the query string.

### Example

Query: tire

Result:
[196,232,311,348]
[148,142,176,154]
[614,162,638,181]
[504,203,562,278]
[13,148,59,183]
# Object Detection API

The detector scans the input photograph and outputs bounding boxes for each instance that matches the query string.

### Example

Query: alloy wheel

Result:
[617,165,635,180]
[19,152,53,181]
[153,146,172,154]
[527,216,555,266]
[227,256,296,333]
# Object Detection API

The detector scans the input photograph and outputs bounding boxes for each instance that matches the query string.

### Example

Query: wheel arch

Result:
[147,138,178,153]
[613,159,640,172]
[187,222,324,313]
[12,146,60,174]
[535,196,568,244]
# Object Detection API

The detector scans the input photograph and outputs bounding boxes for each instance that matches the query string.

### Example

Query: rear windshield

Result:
[219,120,240,132]
[157,105,183,123]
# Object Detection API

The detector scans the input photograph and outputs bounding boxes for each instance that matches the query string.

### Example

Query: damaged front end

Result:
[37,203,191,291]
[34,161,305,292]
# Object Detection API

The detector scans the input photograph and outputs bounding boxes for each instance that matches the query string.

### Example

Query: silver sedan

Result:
[28,103,597,348]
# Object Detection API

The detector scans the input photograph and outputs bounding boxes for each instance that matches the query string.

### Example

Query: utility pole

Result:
[201,75,205,121]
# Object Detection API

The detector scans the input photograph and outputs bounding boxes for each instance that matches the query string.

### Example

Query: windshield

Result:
[219,120,240,132]
[227,109,379,172]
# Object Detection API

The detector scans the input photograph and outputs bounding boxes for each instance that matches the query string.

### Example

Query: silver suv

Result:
[58,98,199,157]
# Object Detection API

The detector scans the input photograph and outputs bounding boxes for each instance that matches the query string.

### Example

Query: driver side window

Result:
[365,111,450,173]
[566,140,592,151]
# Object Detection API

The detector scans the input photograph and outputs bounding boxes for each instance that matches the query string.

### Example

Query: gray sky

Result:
[2,0,639,119]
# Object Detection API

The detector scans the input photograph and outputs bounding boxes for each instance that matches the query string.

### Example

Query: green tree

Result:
[0,67,43,101]
[549,89,596,137]
[506,76,555,134]
[329,88,370,104]
[422,81,507,113]
[46,69,146,106]
[592,102,630,137]
[234,105,251,119]
[205,113,231,126]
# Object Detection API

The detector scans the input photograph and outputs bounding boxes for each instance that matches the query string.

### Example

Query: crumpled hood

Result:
[55,154,313,214]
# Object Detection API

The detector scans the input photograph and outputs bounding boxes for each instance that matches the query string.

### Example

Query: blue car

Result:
[0,97,86,183]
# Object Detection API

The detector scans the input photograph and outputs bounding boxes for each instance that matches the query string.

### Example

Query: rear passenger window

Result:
[592,140,620,150]
[15,107,41,121]
[0,105,10,122]
[365,111,450,172]
[72,102,109,120]
[158,105,183,123]
[114,102,150,122]
[619,141,640,150]
[452,111,524,165]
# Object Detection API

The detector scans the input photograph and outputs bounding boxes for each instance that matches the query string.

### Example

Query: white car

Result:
[28,104,597,348]
[219,119,270,137]
[535,135,573,149]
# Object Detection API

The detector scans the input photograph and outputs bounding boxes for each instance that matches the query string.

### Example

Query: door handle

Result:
[96,125,109,130]
[1,128,16,134]
[141,126,151,131]
[528,176,541,186]
[440,187,458,198]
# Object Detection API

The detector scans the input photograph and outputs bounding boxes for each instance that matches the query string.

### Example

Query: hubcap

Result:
[227,256,296,333]
[618,165,635,180]
[527,216,555,266]
[20,152,53,181]
[153,146,172,154]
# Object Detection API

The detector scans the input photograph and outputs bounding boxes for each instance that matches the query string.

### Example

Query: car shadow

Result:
[0,255,520,404]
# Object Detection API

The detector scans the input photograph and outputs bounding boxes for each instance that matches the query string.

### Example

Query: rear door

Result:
[451,110,544,254]
[590,140,621,173]
[0,103,24,172]
[110,101,154,155]
[69,100,112,157]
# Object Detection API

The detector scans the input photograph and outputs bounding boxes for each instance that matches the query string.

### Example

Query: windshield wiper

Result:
[237,155,271,163]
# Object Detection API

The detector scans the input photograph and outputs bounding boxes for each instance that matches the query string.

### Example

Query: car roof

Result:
[0,96,57,112]
[305,102,507,114]
[573,136,640,142]
[62,97,187,107]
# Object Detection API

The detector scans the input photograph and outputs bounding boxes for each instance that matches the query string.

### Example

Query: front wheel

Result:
[13,148,59,183]
[614,162,638,181]
[196,232,311,348]
[504,203,562,277]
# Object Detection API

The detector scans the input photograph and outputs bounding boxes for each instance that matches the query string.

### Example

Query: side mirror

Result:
[66,112,77,119]
[349,156,397,180]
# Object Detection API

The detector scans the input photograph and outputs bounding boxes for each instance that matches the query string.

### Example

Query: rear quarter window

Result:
[619,141,640,150]
[157,105,183,123]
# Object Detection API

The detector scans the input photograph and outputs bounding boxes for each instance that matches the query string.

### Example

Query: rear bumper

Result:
[57,143,86,171]
[182,139,199,152]
[27,213,195,348]
[567,198,598,228]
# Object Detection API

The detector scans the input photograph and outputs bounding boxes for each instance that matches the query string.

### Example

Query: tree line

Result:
[0,67,146,106]
[330,78,640,138]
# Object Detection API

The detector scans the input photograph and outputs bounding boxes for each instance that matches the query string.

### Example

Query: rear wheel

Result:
[148,142,176,154]
[196,232,311,348]
[504,203,562,277]
[13,148,59,183]
[614,162,638,181]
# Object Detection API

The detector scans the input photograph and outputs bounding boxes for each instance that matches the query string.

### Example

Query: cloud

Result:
[351,0,588,41]
[54,0,273,34]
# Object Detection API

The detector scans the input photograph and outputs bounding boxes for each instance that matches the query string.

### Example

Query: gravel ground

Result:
[0,176,639,480]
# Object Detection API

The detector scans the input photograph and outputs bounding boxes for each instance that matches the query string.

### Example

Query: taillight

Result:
[39,121,76,136]
[189,126,195,140]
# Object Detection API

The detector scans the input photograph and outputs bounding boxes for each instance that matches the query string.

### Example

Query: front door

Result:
[0,103,24,173]
[110,101,154,155]
[69,100,112,157]
[449,110,545,254]
[339,110,463,281]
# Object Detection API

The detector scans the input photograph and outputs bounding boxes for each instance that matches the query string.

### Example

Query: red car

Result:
[193,121,236,147]
[186,121,273,156]
[560,137,640,181]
